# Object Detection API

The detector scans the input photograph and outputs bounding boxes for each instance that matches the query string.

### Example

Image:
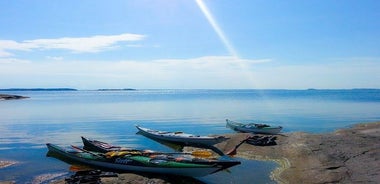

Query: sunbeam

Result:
[195,0,238,58]
[195,0,260,89]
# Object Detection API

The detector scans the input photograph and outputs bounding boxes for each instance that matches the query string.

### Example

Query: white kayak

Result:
[135,125,227,146]
[226,119,282,134]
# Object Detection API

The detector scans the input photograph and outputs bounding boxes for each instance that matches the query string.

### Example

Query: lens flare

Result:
[195,0,260,88]
[195,0,238,58]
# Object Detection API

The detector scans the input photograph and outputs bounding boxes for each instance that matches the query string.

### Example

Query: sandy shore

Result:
[1,122,379,183]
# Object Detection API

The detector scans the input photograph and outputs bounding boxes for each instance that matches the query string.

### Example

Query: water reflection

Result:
[0,121,277,183]
[1,89,379,183]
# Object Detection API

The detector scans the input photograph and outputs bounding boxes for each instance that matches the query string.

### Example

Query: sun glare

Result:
[195,0,260,89]
[195,0,238,58]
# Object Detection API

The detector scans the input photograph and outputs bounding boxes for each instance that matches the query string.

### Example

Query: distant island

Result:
[0,88,78,91]
[0,94,29,100]
[0,88,77,100]
[0,88,139,92]
[0,88,136,100]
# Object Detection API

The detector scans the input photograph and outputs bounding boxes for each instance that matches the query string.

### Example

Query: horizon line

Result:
[1,87,379,91]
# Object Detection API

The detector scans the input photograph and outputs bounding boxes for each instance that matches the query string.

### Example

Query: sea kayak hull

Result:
[136,125,227,145]
[226,119,282,134]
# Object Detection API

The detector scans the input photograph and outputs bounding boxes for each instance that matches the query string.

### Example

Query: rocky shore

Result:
[100,122,380,183]
[217,122,380,184]
[1,122,379,183]
[0,161,17,169]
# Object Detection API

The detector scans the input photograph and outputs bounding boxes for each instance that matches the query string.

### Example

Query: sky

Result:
[0,0,379,89]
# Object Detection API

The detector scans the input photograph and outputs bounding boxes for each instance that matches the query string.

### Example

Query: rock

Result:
[0,161,17,169]
[216,122,380,184]
[99,172,204,184]
[0,182,15,184]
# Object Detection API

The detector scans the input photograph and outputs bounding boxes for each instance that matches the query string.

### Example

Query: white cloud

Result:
[0,33,146,57]
[0,50,13,57]
[0,56,379,89]
[0,40,33,57]
[251,58,380,89]
[0,58,31,64]
[0,56,269,89]
[45,56,64,61]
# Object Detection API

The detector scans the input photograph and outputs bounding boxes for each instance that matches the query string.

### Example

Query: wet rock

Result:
[0,161,17,184]
[100,173,205,184]
[0,182,15,184]
[32,172,67,184]
[0,161,17,169]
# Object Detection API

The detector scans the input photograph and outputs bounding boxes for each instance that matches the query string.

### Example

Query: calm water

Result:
[1,89,379,183]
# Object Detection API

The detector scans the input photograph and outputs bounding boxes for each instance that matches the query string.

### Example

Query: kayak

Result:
[81,136,132,153]
[226,119,282,134]
[46,143,240,177]
[81,136,181,154]
[136,125,227,146]
[81,136,225,158]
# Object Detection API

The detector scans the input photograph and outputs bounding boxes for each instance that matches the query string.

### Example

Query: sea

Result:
[0,89,379,183]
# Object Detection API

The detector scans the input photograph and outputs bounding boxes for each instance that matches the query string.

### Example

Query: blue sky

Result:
[0,0,379,89]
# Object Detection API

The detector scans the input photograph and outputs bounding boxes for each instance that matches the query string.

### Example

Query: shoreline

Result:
[1,122,379,183]
[214,122,380,183]
[235,152,290,184]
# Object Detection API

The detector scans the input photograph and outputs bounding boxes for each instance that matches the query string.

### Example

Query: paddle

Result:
[225,136,251,156]
[69,165,93,172]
